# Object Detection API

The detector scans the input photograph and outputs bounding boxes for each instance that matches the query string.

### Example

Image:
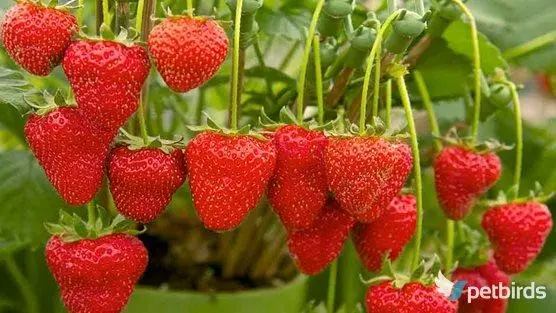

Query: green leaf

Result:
[257,6,310,41]
[0,151,66,244]
[442,20,508,75]
[0,67,36,115]
[468,0,556,71]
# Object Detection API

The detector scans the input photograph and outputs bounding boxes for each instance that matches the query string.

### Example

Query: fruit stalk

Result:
[230,0,245,130]
[87,201,96,223]
[395,75,424,270]
[78,0,84,24]
[507,82,523,197]
[187,0,194,17]
[503,30,556,60]
[296,0,325,123]
[327,260,338,313]
[385,80,392,128]
[103,0,112,26]
[453,0,481,143]
[313,35,325,125]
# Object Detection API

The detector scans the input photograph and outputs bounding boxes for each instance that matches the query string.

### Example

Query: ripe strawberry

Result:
[287,199,355,275]
[434,146,501,220]
[482,201,553,274]
[1,1,78,76]
[267,125,329,230]
[46,234,148,313]
[185,132,276,231]
[107,146,187,223]
[25,107,113,205]
[148,16,229,93]
[353,194,417,272]
[366,281,458,313]
[62,40,150,132]
[325,136,412,222]
[452,258,510,313]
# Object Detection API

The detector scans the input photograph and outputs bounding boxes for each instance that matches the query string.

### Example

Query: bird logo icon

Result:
[435,271,467,301]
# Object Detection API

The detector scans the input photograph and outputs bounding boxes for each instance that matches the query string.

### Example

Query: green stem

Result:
[503,30,556,60]
[78,0,85,25]
[360,11,401,134]
[371,40,382,119]
[87,201,95,222]
[313,35,325,125]
[187,0,194,16]
[453,0,481,144]
[327,260,338,313]
[5,256,38,313]
[396,76,423,270]
[137,98,149,143]
[135,0,145,32]
[135,0,152,143]
[413,70,441,152]
[230,0,245,131]
[508,82,523,197]
[103,0,112,26]
[296,0,326,123]
[445,220,455,276]
[385,80,392,128]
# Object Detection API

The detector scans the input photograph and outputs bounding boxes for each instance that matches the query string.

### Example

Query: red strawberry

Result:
[185,132,276,231]
[353,194,417,272]
[366,281,458,313]
[46,234,148,313]
[267,125,329,230]
[482,201,553,274]
[325,136,412,222]
[107,146,187,223]
[62,40,150,132]
[452,258,510,313]
[148,16,229,93]
[434,146,501,220]
[25,107,113,205]
[287,199,355,275]
[1,1,78,76]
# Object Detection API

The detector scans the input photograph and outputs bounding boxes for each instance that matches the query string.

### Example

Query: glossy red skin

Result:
[353,195,417,272]
[62,40,150,133]
[25,107,114,205]
[482,201,553,274]
[434,146,501,220]
[366,281,458,313]
[325,136,412,222]
[185,132,276,232]
[453,258,510,313]
[287,199,355,275]
[45,234,148,313]
[148,17,229,93]
[108,147,186,223]
[1,2,78,76]
[267,125,329,230]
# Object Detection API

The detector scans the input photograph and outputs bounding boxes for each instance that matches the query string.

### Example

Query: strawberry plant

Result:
[0,1,555,313]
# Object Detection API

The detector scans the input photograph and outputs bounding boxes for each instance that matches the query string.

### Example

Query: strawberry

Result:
[452,258,510,313]
[1,0,78,76]
[353,194,417,272]
[46,234,148,313]
[366,281,458,313]
[148,16,229,93]
[434,146,501,220]
[287,199,355,275]
[62,39,150,132]
[482,201,553,274]
[107,146,187,224]
[25,107,113,205]
[325,136,412,222]
[185,131,276,231]
[267,125,329,230]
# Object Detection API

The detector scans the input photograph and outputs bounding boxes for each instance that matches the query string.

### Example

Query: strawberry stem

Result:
[102,0,112,26]
[503,30,556,60]
[187,0,194,17]
[453,0,481,144]
[395,75,424,271]
[87,201,96,223]
[507,82,523,198]
[313,35,325,125]
[77,0,84,24]
[295,0,325,124]
[360,10,401,134]
[135,0,145,32]
[445,220,455,277]
[327,260,338,313]
[385,80,392,128]
[230,0,245,130]
[413,70,441,152]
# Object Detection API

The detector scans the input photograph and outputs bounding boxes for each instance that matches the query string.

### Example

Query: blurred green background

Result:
[1,0,556,312]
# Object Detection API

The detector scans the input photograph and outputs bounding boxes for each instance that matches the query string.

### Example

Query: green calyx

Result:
[435,128,513,154]
[384,10,429,54]
[78,24,140,47]
[20,0,82,11]
[432,0,462,21]
[188,112,266,140]
[24,89,75,116]
[118,129,185,154]
[326,116,409,139]
[361,254,443,289]
[258,106,337,132]
[45,207,144,243]
[480,182,555,207]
